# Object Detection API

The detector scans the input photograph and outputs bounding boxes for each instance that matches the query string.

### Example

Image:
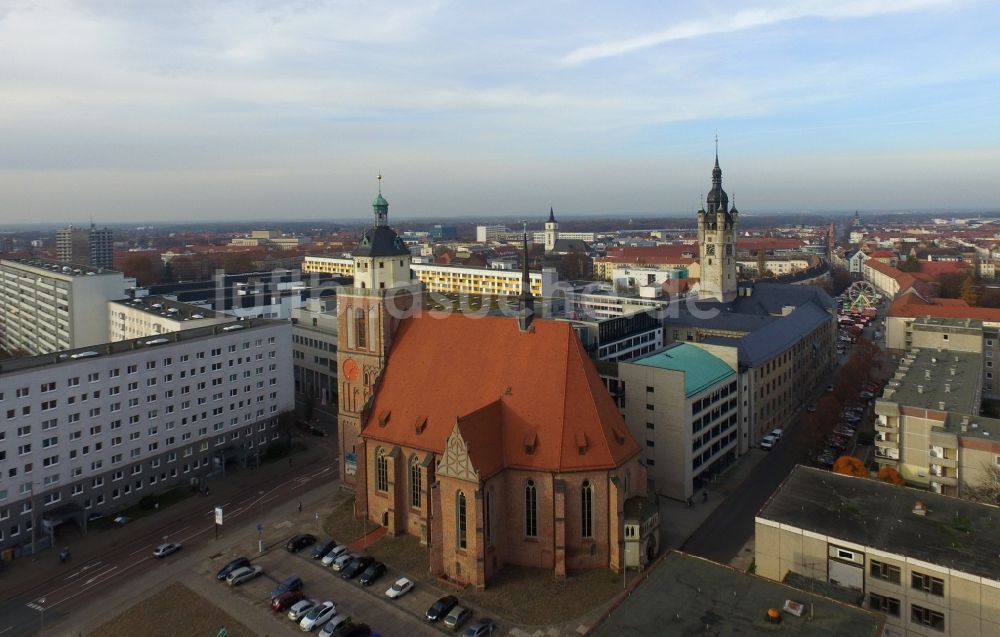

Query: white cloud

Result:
[560,0,963,64]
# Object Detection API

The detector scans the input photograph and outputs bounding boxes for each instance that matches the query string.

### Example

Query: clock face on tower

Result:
[343,358,360,383]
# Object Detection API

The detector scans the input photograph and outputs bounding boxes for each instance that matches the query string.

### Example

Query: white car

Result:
[288,599,317,622]
[385,577,414,599]
[227,565,263,586]
[321,544,349,567]
[760,434,777,451]
[770,428,784,440]
[153,542,182,558]
[331,553,356,572]
[300,601,337,631]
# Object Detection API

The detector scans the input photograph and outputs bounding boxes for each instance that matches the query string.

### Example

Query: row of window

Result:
[869,594,944,631]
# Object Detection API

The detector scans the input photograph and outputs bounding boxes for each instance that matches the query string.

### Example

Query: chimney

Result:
[925,369,931,380]
[945,383,951,393]
[938,402,946,410]
[912,500,928,516]
[917,385,924,394]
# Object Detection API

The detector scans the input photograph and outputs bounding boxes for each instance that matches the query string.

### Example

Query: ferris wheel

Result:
[846,281,878,311]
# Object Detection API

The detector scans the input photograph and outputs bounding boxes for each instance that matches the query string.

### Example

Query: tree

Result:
[937,272,967,298]
[963,461,1000,505]
[961,276,978,306]
[899,254,921,272]
[828,266,853,296]
[833,456,868,477]
[756,251,767,278]
[120,254,162,286]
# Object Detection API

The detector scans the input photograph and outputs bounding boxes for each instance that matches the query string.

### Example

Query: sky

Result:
[0,0,999,223]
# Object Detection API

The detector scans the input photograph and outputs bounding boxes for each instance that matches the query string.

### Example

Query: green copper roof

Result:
[373,193,388,208]
[634,343,735,398]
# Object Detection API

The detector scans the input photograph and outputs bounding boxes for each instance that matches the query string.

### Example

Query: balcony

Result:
[874,447,900,461]
[928,450,958,468]
[929,474,958,487]
[875,420,897,433]
[874,436,897,449]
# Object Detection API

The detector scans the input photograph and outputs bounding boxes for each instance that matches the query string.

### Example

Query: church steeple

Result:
[373,173,389,227]
[548,206,556,223]
[697,142,738,303]
[519,221,535,331]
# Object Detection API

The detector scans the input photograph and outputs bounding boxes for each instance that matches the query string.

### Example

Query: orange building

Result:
[336,186,657,590]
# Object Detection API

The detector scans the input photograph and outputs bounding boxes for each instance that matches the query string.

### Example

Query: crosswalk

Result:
[25,601,44,612]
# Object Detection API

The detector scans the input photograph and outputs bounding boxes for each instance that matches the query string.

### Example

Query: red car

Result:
[271,590,305,612]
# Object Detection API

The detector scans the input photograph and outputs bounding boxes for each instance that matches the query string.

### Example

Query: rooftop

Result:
[590,551,883,637]
[878,347,980,414]
[0,257,120,277]
[111,296,227,321]
[758,466,1000,582]
[632,343,735,398]
[0,319,282,377]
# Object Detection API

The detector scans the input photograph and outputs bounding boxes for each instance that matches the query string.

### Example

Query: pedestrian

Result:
[686,497,692,508]
[702,490,708,503]
[298,501,302,514]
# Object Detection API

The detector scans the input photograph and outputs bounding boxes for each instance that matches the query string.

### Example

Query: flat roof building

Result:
[591,551,884,637]
[108,296,235,342]
[756,466,1000,637]
[0,258,127,355]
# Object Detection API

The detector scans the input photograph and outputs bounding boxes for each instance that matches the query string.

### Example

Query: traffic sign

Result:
[214,507,224,525]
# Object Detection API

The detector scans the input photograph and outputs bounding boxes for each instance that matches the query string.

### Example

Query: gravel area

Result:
[90,582,257,637]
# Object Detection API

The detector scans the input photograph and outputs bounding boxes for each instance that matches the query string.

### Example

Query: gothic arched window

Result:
[524,479,538,538]
[409,455,421,508]
[456,491,467,549]
[355,308,367,350]
[375,447,387,492]
[581,480,594,538]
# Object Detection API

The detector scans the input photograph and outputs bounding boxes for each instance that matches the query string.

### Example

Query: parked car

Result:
[288,599,318,622]
[153,542,182,558]
[463,618,498,637]
[358,561,386,586]
[339,625,371,637]
[321,545,350,566]
[770,428,784,440]
[341,556,375,580]
[227,565,264,586]
[806,404,817,413]
[331,553,356,572]
[300,601,337,631]
[426,596,459,622]
[271,575,304,600]
[385,577,414,599]
[312,539,338,560]
[826,384,834,392]
[272,590,306,612]
[759,434,777,451]
[286,534,317,553]
[216,556,251,580]
[443,606,473,631]
[319,614,352,637]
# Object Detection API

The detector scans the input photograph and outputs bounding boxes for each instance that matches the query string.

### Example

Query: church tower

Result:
[336,176,420,487]
[697,145,738,302]
[544,207,559,252]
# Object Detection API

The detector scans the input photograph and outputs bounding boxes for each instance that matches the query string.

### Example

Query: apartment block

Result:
[108,296,235,342]
[0,258,128,355]
[290,296,338,405]
[0,320,294,553]
[756,466,1000,637]
[56,224,114,270]
[619,343,739,499]
[874,346,1000,498]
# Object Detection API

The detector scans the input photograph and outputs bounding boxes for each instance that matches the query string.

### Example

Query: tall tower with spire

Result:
[519,221,536,331]
[336,175,419,487]
[544,207,559,252]
[697,140,738,302]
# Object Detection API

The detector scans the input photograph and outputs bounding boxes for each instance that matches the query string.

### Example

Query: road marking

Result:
[128,544,151,557]
[0,625,13,635]
[26,602,44,612]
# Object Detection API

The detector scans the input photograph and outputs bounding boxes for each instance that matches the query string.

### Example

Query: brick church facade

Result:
[337,185,656,590]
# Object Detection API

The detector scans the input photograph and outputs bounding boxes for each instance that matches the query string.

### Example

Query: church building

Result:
[336,183,657,590]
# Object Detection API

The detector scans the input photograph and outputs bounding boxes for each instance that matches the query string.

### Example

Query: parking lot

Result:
[201,538,499,637]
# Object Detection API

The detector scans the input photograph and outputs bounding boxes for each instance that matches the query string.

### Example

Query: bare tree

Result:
[963,461,1000,505]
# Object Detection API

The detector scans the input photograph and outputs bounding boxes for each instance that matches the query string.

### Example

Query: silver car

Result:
[288,599,317,622]
[321,544,349,567]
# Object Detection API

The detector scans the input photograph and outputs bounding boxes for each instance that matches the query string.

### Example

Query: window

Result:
[484,488,494,546]
[525,479,538,537]
[581,480,594,538]
[870,560,901,584]
[375,447,388,492]
[911,605,944,631]
[911,571,944,596]
[456,491,467,550]
[353,308,368,349]
[869,593,900,617]
[409,456,421,508]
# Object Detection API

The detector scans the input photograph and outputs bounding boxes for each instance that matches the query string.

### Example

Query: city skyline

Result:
[1,0,998,222]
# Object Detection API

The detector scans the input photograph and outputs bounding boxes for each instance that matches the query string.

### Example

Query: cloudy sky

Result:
[0,0,998,223]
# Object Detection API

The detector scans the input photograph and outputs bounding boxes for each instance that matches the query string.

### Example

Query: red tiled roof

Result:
[735,238,804,250]
[600,245,697,264]
[362,314,640,476]
[864,259,919,292]
[889,292,1000,321]
[868,250,897,259]
[916,261,971,278]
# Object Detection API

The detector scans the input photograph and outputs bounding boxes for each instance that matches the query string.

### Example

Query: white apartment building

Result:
[0,258,128,356]
[108,296,235,342]
[0,320,294,553]
[301,255,559,302]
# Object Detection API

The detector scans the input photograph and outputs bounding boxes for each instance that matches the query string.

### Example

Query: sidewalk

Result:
[0,437,330,597]
[656,448,768,552]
